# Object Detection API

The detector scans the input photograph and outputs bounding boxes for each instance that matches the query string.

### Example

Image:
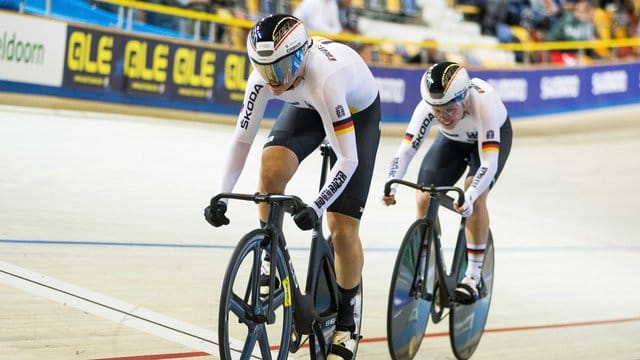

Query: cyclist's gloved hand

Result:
[455,193,473,218]
[204,200,230,227]
[382,188,396,206]
[293,206,318,231]
[382,194,396,206]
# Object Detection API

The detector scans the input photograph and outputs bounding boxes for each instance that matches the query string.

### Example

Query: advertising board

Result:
[0,12,66,87]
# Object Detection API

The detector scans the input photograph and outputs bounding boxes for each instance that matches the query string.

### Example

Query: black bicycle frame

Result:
[212,190,339,342]
[384,180,468,308]
[423,191,468,309]
[291,141,339,338]
[222,141,339,356]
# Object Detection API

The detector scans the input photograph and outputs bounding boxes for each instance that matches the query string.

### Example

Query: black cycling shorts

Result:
[265,95,381,219]
[417,117,512,188]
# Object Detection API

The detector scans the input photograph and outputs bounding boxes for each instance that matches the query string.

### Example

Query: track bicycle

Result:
[384,179,494,360]
[213,142,363,360]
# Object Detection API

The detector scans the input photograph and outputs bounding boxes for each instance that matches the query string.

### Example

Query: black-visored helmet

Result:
[421,61,470,106]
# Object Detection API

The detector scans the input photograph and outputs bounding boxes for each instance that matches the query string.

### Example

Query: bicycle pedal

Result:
[289,331,308,353]
[289,333,302,353]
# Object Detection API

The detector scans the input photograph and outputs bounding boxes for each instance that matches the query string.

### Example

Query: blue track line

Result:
[0,238,231,249]
[1,238,639,253]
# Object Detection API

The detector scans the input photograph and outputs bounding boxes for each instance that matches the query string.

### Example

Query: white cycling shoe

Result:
[455,275,480,305]
[327,330,359,360]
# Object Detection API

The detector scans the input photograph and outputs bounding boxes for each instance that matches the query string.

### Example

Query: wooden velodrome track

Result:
[1,94,639,360]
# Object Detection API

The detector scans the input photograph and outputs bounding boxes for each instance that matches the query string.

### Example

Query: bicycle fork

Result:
[411,212,441,300]
[411,236,430,300]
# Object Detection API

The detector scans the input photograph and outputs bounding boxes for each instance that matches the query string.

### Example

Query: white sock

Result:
[465,243,486,280]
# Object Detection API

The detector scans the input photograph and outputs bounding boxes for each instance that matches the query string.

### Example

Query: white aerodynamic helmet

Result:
[246,14,311,86]
[420,62,470,106]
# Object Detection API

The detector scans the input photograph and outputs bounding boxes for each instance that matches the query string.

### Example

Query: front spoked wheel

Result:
[449,232,495,360]
[219,229,292,360]
[387,221,437,360]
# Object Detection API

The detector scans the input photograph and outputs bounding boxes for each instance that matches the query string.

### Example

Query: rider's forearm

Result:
[219,140,252,196]
[309,156,357,216]
[466,150,499,202]
[386,143,417,194]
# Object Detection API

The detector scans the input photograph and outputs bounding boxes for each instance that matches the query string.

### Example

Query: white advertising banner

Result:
[0,12,67,87]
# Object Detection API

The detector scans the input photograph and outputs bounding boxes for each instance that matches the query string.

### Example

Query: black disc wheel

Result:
[449,232,495,360]
[218,229,292,360]
[387,221,437,360]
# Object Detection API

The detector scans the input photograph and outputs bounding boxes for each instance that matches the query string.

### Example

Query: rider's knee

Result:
[473,196,487,210]
[474,190,490,207]
[416,192,429,214]
[468,194,489,221]
[328,217,360,250]
[331,223,356,240]
[259,154,293,192]
[259,167,284,191]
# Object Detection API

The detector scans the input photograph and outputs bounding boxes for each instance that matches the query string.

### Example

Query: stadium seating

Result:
[14,0,187,39]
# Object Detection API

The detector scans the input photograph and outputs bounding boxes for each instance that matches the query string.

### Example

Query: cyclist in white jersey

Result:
[205,14,381,359]
[382,62,512,304]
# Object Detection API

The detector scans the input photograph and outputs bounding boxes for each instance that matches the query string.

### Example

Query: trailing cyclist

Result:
[205,14,381,359]
[382,62,512,304]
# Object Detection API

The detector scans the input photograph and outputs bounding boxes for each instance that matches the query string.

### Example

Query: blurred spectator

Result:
[141,0,183,32]
[293,0,345,34]
[400,39,446,64]
[479,0,509,35]
[505,0,529,27]
[183,0,219,39]
[544,0,600,64]
[480,0,559,35]
[522,0,563,31]
[355,43,377,63]
[226,7,250,48]
[603,0,637,56]
[495,23,527,62]
[338,0,360,33]
[610,0,635,37]
[377,42,406,65]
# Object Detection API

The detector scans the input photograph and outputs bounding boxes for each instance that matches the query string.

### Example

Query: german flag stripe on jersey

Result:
[482,141,500,153]
[403,133,414,144]
[334,119,354,136]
